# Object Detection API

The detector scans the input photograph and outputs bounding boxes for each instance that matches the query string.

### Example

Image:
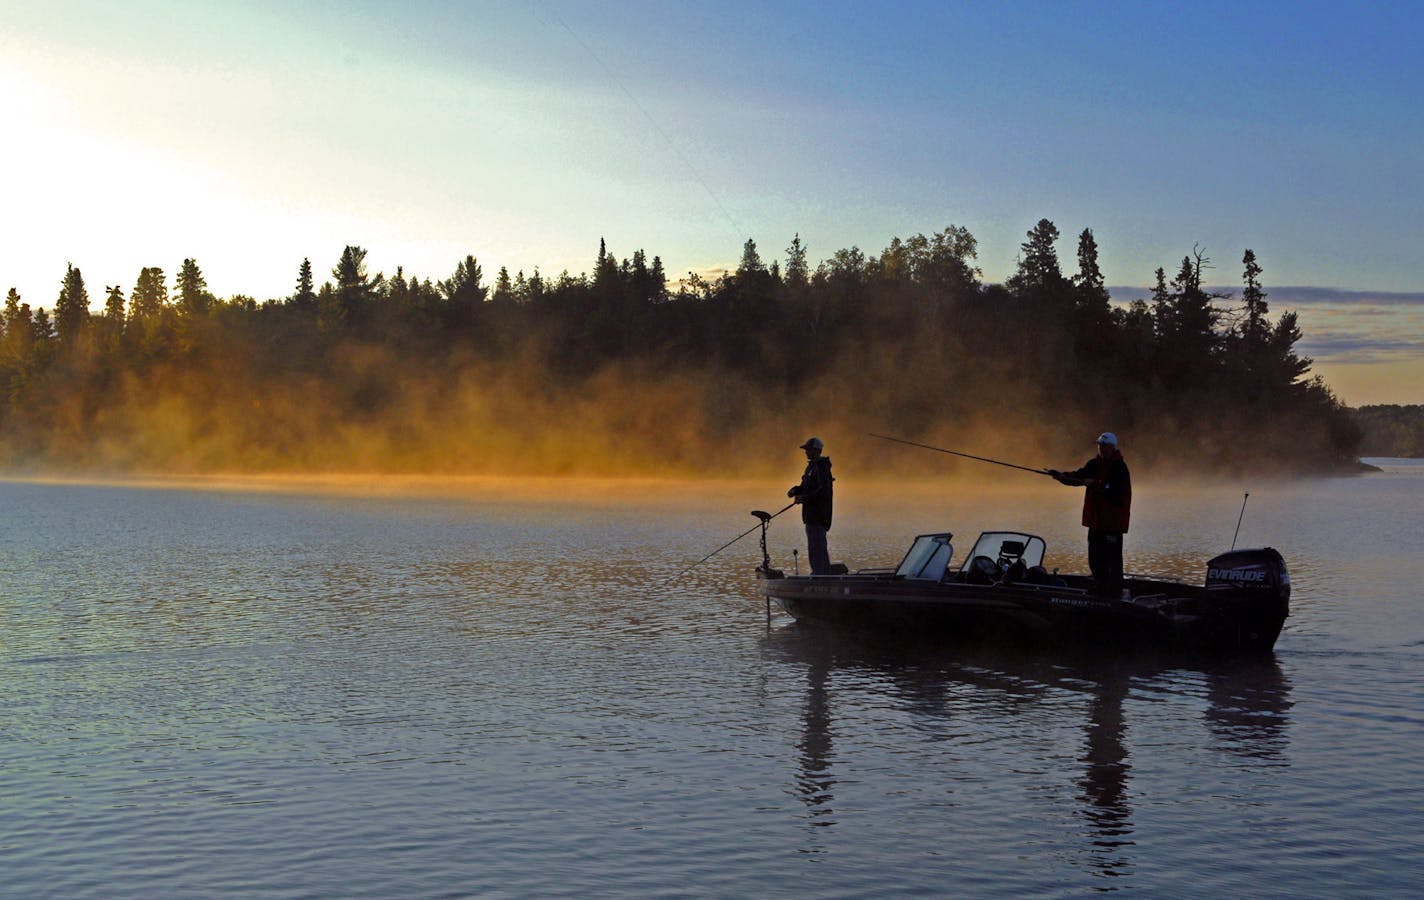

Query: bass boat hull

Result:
[757,532,1289,654]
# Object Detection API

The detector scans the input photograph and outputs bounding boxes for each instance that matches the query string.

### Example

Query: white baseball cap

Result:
[1096,432,1118,447]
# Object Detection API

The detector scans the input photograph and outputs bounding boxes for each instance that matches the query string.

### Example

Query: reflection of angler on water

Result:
[1078,664,1134,877]
[794,650,838,831]
[766,626,1295,878]
[1072,655,1292,878]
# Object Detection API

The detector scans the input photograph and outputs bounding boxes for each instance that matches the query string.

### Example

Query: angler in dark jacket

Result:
[1048,431,1132,597]
[787,437,834,575]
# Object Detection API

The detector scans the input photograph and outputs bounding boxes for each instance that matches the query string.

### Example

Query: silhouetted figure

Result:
[1049,432,1132,597]
[788,437,834,575]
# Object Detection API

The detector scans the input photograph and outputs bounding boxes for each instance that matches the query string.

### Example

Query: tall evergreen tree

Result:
[32,308,55,342]
[55,263,90,345]
[736,239,766,277]
[333,246,372,298]
[294,257,316,308]
[1239,249,1269,349]
[96,285,127,353]
[1163,249,1222,346]
[130,267,168,322]
[649,256,667,303]
[103,285,126,322]
[3,288,22,337]
[1006,219,1068,298]
[492,266,515,304]
[176,258,212,316]
[784,234,810,289]
[1073,227,1110,315]
[592,239,619,291]
[439,255,487,306]
[1267,310,1312,388]
[328,245,379,330]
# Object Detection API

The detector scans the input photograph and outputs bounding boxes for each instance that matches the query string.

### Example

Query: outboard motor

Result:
[1204,547,1291,649]
[1205,547,1290,600]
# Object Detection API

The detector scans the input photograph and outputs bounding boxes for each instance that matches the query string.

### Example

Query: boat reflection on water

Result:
[762,623,1293,879]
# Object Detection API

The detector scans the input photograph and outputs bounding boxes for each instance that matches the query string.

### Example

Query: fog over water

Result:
[1,463,1420,896]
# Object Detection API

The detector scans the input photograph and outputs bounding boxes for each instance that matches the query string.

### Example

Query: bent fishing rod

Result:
[672,502,795,582]
[868,433,1051,476]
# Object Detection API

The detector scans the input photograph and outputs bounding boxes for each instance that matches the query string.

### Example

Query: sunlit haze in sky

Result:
[2,0,1421,404]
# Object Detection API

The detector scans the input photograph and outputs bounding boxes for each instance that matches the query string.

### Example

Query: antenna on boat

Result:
[1231,492,1250,550]
[672,502,795,582]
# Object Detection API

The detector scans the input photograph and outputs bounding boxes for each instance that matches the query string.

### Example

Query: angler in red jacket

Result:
[1048,432,1132,597]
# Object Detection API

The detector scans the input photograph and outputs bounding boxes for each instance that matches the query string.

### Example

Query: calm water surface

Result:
[2,464,1421,897]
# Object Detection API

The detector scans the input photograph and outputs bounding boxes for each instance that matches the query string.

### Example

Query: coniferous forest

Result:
[0,219,1362,478]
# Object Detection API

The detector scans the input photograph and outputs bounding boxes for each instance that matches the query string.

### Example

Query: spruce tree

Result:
[294,258,316,308]
[55,263,90,345]
[130,267,168,322]
[784,234,809,288]
[176,258,211,316]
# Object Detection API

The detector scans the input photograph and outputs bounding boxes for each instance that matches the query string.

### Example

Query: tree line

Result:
[0,219,1362,474]
[1351,405,1424,458]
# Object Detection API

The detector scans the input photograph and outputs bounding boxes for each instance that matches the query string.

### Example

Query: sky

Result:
[2,0,1421,404]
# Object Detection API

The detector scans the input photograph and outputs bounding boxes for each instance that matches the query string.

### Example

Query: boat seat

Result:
[965,555,1001,585]
[999,559,1027,585]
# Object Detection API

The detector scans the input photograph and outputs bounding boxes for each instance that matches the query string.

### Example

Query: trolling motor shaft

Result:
[751,509,774,573]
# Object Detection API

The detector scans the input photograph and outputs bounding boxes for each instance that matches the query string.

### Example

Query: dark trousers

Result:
[1087,529,1124,596]
[805,523,830,575]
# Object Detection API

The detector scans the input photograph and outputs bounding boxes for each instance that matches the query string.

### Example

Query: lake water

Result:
[2,463,1421,897]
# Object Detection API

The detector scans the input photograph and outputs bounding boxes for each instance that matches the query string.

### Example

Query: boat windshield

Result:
[959,532,1046,571]
[895,533,954,580]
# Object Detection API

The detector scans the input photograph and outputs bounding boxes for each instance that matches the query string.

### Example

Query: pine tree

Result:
[1239,249,1269,350]
[736,239,765,277]
[784,233,809,288]
[104,285,126,322]
[649,256,667,303]
[294,258,316,308]
[1006,219,1068,298]
[328,245,380,330]
[492,266,514,304]
[592,239,618,290]
[130,267,168,322]
[1073,228,1110,315]
[439,255,487,305]
[176,258,211,316]
[3,288,21,337]
[55,263,91,345]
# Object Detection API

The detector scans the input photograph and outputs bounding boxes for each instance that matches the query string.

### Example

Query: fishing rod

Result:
[1231,491,1250,550]
[868,433,1051,476]
[672,502,795,582]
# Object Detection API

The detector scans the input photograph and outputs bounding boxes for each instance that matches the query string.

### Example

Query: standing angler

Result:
[787,437,834,575]
[1048,432,1132,597]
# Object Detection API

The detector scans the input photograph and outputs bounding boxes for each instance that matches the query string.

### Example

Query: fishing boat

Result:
[754,523,1290,653]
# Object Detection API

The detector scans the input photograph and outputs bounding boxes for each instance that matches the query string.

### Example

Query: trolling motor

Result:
[751,509,784,578]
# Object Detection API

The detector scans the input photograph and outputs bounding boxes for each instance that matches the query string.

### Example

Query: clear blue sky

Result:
[3,0,1422,401]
